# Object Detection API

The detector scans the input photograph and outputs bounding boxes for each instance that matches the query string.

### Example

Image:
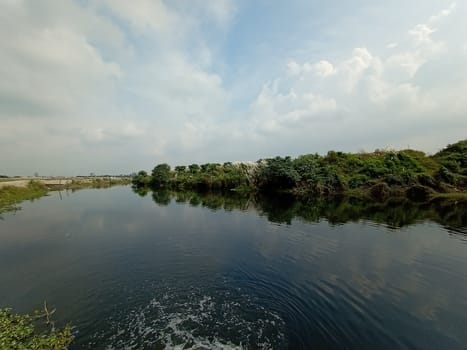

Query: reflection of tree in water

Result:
[427,198,467,230]
[189,195,201,207]
[174,190,251,212]
[132,186,150,197]
[151,189,171,206]
[254,194,467,230]
[135,187,467,230]
[254,193,298,225]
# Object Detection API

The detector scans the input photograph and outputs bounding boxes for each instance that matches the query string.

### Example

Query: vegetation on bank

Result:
[133,140,467,200]
[0,178,131,213]
[0,306,72,350]
[60,177,131,190]
[0,181,49,213]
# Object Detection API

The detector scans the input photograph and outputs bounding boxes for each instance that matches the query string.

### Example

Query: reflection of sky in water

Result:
[0,187,466,349]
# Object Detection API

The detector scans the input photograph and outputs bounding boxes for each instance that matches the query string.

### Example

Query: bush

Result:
[130,139,466,199]
[0,307,72,350]
[369,182,391,201]
[406,185,433,202]
[259,157,300,190]
[436,166,455,185]
[349,174,370,189]
[417,174,437,188]
[131,171,151,187]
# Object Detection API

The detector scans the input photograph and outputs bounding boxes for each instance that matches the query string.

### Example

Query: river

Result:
[1,186,466,349]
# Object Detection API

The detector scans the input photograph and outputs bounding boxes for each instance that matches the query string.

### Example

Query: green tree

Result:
[188,164,200,174]
[151,163,171,187]
[131,170,151,187]
[259,156,300,190]
[174,166,186,175]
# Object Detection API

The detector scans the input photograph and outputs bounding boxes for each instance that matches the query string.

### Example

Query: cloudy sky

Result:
[1,0,466,175]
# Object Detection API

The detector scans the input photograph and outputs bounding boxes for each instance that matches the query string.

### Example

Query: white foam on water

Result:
[89,284,287,349]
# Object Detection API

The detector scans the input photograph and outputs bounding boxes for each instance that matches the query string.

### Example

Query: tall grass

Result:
[0,181,48,213]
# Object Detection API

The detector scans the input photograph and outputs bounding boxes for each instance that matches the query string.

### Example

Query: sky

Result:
[1,0,466,176]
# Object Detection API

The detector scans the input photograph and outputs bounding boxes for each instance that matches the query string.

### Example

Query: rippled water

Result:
[1,186,467,349]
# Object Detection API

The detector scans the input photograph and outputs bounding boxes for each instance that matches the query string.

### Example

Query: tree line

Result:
[132,139,467,201]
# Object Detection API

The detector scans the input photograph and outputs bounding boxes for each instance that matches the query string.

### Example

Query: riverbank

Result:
[0,181,49,213]
[132,140,467,202]
[0,177,131,213]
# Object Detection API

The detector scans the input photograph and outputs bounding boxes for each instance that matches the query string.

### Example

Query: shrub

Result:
[0,307,72,350]
[349,174,370,188]
[417,174,437,188]
[369,182,391,201]
[436,166,455,184]
[259,157,300,190]
[406,185,433,202]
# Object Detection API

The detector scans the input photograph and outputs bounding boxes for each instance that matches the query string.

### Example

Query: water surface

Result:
[1,186,467,349]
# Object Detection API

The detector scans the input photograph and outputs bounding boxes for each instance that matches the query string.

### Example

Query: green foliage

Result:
[259,156,300,190]
[434,140,467,165]
[151,164,171,187]
[435,166,455,184]
[131,170,151,187]
[174,166,186,175]
[0,181,48,213]
[433,140,467,179]
[0,308,72,350]
[292,154,321,184]
[188,164,200,174]
[349,174,370,189]
[132,139,467,199]
[369,182,391,201]
[168,162,252,192]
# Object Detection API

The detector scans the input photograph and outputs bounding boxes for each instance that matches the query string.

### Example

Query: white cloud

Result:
[0,1,122,118]
[409,24,436,46]
[246,3,466,155]
[407,3,456,54]
[429,2,456,23]
[250,84,337,133]
[191,0,237,26]
[0,1,465,174]
[80,123,145,145]
[0,0,233,174]
[287,61,301,75]
[339,48,375,92]
[96,0,180,35]
[311,60,336,77]
[287,60,335,77]
[386,53,425,78]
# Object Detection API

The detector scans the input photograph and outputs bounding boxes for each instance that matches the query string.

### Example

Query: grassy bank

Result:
[0,178,131,213]
[51,177,132,191]
[0,181,49,213]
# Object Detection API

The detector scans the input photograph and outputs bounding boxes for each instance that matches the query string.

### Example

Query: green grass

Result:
[0,178,132,213]
[55,178,132,191]
[430,192,467,202]
[0,181,48,213]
